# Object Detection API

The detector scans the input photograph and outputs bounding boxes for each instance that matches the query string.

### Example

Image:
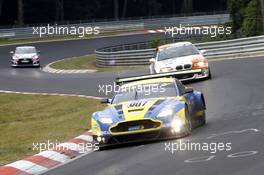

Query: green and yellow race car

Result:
[91,71,206,145]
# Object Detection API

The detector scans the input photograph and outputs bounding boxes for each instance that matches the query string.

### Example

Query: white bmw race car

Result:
[149,42,211,80]
[10,46,40,67]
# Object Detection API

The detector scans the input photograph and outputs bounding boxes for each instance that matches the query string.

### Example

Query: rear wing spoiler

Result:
[116,69,202,85]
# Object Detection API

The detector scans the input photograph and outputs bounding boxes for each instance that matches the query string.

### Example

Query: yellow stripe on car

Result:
[122,99,159,121]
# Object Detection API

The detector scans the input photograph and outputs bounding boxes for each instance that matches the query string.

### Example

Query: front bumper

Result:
[11,59,40,67]
[93,126,188,147]
[177,68,210,81]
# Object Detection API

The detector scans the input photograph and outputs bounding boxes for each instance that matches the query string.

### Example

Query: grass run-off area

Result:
[0,30,137,46]
[50,54,145,72]
[0,93,105,166]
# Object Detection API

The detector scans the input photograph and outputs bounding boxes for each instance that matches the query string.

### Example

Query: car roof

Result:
[16,46,36,49]
[158,42,192,50]
[121,77,175,88]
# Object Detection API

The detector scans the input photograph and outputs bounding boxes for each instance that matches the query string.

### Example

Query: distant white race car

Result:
[149,42,211,80]
[10,46,40,67]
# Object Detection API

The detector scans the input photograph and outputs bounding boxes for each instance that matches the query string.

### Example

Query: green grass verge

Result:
[0,93,105,166]
[0,30,138,46]
[50,54,145,72]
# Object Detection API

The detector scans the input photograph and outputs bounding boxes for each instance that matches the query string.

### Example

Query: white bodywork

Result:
[11,46,40,67]
[149,42,210,80]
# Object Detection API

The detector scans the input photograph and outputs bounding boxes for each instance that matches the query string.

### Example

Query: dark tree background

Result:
[229,0,263,37]
[0,0,227,26]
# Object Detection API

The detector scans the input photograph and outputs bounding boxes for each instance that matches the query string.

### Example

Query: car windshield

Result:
[112,82,178,104]
[15,47,36,54]
[157,44,200,61]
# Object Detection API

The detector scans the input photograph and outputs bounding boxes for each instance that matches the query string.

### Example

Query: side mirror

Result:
[100,98,111,104]
[10,51,14,54]
[200,50,207,55]
[37,50,40,54]
[149,58,155,63]
[185,87,194,94]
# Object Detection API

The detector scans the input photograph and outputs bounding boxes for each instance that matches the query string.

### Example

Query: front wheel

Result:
[199,112,206,126]
[206,68,212,79]
[184,106,192,135]
[149,64,156,74]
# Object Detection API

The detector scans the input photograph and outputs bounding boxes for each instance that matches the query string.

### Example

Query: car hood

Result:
[157,54,202,67]
[93,97,185,123]
[14,53,37,59]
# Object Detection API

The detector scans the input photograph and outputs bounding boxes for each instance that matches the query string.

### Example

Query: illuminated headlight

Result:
[12,56,19,60]
[193,61,208,68]
[171,118,183,133]
[97,136,102,142]
[32,55,39,60]
[96,136,106,143]
[160,67,172,73]
[197,62,207,67]
[99,117,113,124]
[157,109,174,118]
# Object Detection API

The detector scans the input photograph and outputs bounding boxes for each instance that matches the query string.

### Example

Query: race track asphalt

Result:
[0,33,161,95]
[43,57,264,175]
[0,33,263,175]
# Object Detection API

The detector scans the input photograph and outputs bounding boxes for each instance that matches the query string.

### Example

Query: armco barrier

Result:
[0,13,229,39]
[95,35,264,67]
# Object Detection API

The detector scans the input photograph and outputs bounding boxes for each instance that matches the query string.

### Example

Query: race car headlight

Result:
[157,109,174,118]
[160,67,173,73]
[32,55,39,60]
[171,118,183,133]
[99,117,113,124]
[12,56,19,60]
[192,61,208,68]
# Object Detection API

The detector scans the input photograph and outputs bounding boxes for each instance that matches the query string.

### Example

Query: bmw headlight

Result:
[99,116,113,124]
[192,60,208,68]
[160,67,172,73]
[157,109,174,118]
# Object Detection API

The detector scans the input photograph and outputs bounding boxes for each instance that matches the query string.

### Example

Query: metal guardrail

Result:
[0,14,229,39]
[95,35,264,67]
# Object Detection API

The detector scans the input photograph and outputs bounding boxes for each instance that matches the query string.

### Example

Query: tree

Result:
[242,0,263,36]
[0,0,229,25]
[182,0,193,14]
[17,0,24,26]
[0,0,4,17]
[228,0,244,34]
[172,0,176,14]
[114,0,119,19]
[121,0,127,18]
[229,0,263,36]
[147,0,162,16]
[228,0,252,35]
[56,0,64,22]
[260,0,264,30]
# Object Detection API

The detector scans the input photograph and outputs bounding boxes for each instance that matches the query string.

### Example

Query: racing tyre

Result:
[184,106,192,135]
[149,64,156,74]
[200,113,206,126]
[206,68,212,79]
